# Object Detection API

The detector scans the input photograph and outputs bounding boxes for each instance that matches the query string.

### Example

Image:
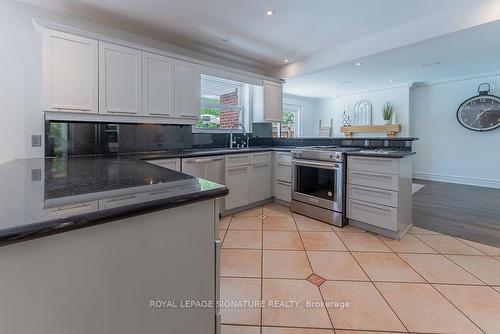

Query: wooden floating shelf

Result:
[341,124,401,138]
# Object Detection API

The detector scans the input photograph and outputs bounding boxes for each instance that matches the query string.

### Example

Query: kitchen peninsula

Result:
[0,155,227,334]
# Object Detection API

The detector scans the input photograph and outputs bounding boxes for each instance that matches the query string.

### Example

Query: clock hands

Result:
[471,106,494,126]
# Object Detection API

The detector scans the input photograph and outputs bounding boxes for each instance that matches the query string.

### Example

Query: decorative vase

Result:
[384,119,392,125]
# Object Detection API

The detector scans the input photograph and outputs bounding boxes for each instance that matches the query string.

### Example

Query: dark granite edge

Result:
[0,186,228,248]
[132,146,416,160]
[130,147,293,160]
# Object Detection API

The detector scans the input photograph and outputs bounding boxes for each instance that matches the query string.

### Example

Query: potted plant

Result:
[382,101,393,125]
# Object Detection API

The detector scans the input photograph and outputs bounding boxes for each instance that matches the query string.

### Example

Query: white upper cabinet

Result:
[174,60,201,120]
[263,80,283,122]
[42,29,98,113]
[143,52,174,117]
[99,42,142,115]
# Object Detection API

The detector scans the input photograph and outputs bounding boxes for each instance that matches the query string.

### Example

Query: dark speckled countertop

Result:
[0,155,228,246]
[0,145,414,246]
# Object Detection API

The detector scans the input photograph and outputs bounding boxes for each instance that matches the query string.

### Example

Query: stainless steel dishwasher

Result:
[182,155,225,212]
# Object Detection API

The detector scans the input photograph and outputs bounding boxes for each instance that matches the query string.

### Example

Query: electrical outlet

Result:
[31,135,42,147]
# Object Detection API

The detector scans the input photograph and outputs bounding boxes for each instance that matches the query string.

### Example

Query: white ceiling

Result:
[283,19,500,98]
[18,0,483,69]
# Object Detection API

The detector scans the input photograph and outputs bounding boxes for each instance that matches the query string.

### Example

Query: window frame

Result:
[276,103,301,138]
[195,75,246,132]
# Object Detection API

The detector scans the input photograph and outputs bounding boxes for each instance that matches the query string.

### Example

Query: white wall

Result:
[334,86,411,137]
[0,1,44,164]
[311,98,336,137]
[309,86,410,138]
[411,73,500,188]
[283,94,318,137]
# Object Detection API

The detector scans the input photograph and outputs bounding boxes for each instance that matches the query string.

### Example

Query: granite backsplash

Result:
[45,121,414,157]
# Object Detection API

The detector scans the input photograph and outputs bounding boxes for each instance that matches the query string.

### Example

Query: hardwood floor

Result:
[413,179,500,248]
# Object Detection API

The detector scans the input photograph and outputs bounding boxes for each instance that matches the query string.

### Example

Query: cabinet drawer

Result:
[276,163,291,183]
[348,170,398,191]
[275,181,291,203]
[276,152,292,165]
[348,156,399,175]
[99,194,142,210]
[348,185,398,207]
[251,152,272,165]
[225,154,251,168]
[347,199,397,231]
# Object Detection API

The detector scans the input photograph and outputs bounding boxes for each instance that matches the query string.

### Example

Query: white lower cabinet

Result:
[225,165,251,210]
[273,152,292,203]
[346,155,413,239]
[250,164,272,203]
[224,153,273,211]
[146,158,181,171]
[275,181,292,203]
[347,199,398,231]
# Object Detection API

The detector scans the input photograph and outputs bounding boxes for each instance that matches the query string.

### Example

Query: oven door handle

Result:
[292,159,341,170]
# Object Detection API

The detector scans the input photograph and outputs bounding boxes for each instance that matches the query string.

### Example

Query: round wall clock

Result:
[457,83,500,131]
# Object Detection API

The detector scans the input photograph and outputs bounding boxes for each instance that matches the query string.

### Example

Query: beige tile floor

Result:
[220,203,500,334]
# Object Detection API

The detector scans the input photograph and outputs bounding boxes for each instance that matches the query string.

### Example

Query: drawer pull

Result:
[105,195,137,203]
[352,172,392,179]
[276,180,291,186]
[351,187,391,196]
[353,201,391,212]
[50,203,92,212]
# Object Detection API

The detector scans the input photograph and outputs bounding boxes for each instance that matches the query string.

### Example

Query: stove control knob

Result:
[336,154,341,160]
[329,154,334,159]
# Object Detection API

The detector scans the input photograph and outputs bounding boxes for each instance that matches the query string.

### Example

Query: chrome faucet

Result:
[229,123,248,149]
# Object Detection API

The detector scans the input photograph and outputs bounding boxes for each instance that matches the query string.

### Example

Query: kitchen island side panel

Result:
[0,199,217,334]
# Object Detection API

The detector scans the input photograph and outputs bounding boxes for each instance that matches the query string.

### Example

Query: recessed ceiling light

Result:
[356,62,362,66]
[266,9,275,16]
[221,36,230,42]
[283,59,289,63]
[340,80,353,85]
[389,79,395,83]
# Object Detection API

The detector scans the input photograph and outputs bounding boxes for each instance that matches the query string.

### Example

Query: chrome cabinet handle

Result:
[184,158,223,163]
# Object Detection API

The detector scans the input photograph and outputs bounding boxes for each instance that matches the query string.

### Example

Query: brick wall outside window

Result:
[219,91,240,128]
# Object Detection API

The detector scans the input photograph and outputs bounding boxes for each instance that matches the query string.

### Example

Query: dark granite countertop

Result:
[0,156,228,246]
[128,146,294,160]
[129,146,414,160]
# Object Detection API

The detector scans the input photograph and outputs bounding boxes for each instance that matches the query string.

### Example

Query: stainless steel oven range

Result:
[290,146,359,227]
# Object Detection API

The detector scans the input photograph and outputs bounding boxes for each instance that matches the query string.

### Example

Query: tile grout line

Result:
[291,211,336,333]
[386,244,485,333]
[260,205,264,334]
[411,233,491,286]
[332,228,410,333]
[381,234,488,334]
[453,236,500,260]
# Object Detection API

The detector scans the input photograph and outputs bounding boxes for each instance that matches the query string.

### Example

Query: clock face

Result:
[457,95,500,131]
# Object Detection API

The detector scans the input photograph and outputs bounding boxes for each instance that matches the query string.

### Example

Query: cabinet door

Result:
[146,158,181,171]
[99,42,142,115]
[182,156,224,183]
[42,29,98,113]
[250,163,272,203]
[143,52,174,117]
[263,80,283,122]
[174,60,201,121]
[225,166,250,210]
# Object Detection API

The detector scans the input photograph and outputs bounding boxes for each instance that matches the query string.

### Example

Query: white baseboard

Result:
[413,172,500,189]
